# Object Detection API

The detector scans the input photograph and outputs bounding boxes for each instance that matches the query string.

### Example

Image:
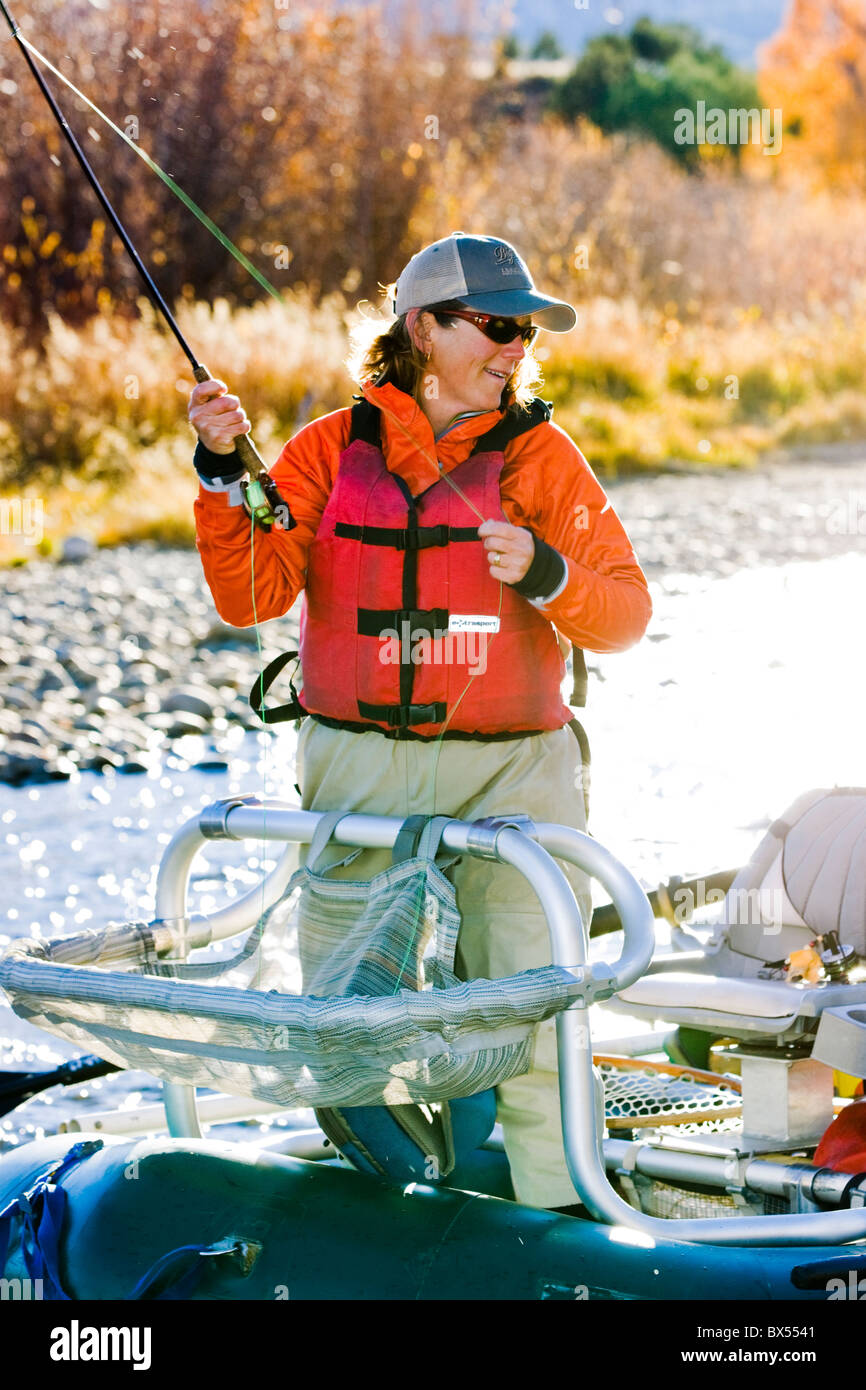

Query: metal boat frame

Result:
[149,795,866,1249]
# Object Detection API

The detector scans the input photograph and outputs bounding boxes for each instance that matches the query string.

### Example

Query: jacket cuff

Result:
[512,535,568,602]
[194,440,246,485]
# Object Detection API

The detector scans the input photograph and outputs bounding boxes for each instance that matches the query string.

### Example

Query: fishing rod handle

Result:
[193,363,267,481]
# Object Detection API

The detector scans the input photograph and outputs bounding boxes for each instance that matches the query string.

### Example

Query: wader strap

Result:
[570,646,588,708]
[249,650,304,724]
[568,717,591,823]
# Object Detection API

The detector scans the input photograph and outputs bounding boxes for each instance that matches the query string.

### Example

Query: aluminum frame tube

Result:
[152,798,866,1244]
[531,822,656,989]
[155,802,636,1143]
[558,1006,866,1245]
[602,1138,864,1206]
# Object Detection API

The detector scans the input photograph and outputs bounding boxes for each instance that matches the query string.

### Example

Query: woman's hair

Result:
[346,289,543,410]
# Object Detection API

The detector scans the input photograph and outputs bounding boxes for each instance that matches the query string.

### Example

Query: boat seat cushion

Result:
[616,973,804,1027]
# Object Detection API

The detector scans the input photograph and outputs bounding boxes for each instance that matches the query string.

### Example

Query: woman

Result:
[189,232,652,1210]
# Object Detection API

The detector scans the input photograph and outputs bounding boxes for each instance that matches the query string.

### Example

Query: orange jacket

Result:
[194,380,652,655]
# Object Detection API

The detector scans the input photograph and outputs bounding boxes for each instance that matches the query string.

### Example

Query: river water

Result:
[2,455,865,1150]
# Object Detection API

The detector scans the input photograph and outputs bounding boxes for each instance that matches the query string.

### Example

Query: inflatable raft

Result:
[1,790,865,1301]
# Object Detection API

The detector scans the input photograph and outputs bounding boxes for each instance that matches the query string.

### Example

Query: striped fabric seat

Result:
[0,815,582,1110]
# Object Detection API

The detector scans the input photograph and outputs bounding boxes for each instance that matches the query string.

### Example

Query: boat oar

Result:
[0,1054,120,1119]
[590,867,739,938]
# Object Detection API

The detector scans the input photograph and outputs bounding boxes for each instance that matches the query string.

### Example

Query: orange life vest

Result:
[294,399,570,739]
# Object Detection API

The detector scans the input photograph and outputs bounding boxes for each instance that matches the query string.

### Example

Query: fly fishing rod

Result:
[0,0,291,529]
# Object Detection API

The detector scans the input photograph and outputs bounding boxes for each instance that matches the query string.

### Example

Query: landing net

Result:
[596,1056,742,1129]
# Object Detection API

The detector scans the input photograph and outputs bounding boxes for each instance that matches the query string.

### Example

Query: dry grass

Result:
[5,116,866,562]
[414,121,866,325]
[3,286,866,563]
[541,297,866,473]
[0,289,351,562]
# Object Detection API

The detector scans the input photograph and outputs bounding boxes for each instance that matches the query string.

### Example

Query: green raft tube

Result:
[1,797,865,1301]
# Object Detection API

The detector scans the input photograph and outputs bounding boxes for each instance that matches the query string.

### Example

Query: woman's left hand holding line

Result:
[477,519,535,584]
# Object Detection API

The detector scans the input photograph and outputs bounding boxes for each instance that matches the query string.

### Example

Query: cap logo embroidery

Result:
[493,243,521,276]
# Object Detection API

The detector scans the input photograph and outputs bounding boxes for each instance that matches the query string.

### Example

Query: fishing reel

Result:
[241,473,294,532]
[816,930,862,984]
[192,364,295,532]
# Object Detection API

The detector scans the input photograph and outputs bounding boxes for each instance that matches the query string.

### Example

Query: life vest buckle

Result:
[405,524,449,551]
[357,701,448,729]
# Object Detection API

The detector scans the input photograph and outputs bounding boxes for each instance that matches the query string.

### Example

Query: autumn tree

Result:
[0,0,483,336]
[550,19,759,168]
[760,0,866,187]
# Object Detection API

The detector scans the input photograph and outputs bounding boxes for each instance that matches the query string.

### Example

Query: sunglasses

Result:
[440,308,539,348]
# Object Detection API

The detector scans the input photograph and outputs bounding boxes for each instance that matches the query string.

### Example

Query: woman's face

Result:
[415,312,528,416]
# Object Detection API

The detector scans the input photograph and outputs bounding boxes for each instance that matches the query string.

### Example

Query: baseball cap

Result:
[393,232,576,332]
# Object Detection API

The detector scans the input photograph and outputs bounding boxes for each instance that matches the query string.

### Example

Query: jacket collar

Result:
[360,380,507,495]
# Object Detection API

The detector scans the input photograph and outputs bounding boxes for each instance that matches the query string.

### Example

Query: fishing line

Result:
[2,0,286,521]
[0,11,291,925]
[373,392,510,796]
[4,15,513,973]
[388,581,504,993]
[11,31,283,304]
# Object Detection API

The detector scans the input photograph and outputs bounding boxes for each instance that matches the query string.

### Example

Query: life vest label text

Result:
[448,615,500,634]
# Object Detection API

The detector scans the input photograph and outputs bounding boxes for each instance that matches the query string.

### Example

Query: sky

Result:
[508,0,790,66]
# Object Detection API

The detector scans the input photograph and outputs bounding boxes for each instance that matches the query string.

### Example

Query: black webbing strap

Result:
[570,647,588,707]
[357,700,447,729]
[469,397,552,456]
[248,650,304,724]
[348,399,383,448]
[307,712,547,742]
[357,607,449,637]
[391,814,432,864]
[568,717,591,823]
[334,522,477,550]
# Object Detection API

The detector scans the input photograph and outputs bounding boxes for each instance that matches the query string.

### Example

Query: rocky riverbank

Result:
[1,448,863,787]
[0,549,299,786]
